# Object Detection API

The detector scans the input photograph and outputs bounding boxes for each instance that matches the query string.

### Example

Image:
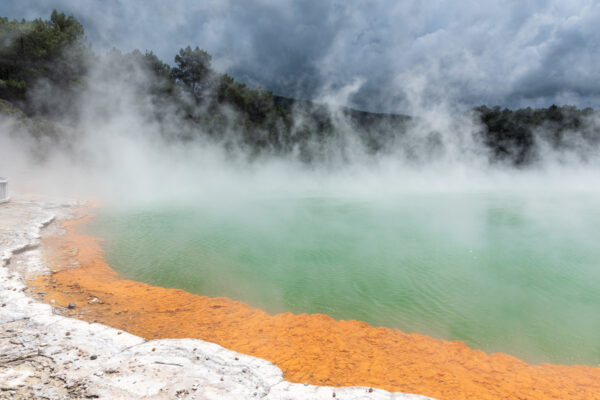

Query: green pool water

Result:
[87,192,600,366]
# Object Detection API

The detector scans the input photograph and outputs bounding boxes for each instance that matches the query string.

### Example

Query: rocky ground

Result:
[0,196,435,399]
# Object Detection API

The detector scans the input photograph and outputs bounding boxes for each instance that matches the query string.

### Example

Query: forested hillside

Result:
[1,11,599,166]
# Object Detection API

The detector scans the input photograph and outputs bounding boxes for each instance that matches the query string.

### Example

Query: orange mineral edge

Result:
[29,209,600,400]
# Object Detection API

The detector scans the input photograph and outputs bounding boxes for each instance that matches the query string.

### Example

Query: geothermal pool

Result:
[87,192,600,366]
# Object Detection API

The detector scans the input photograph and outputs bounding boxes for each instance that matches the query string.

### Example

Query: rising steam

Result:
[1,40,600,208]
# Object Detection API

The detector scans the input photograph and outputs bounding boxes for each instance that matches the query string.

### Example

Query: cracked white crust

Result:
[0,196,437,400]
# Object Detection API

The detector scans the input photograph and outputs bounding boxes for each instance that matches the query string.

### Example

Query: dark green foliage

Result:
[171,46,212,95]
[474,105,600,165]
[475,106,535,164]
[99,48,174,97]
[0,10,89,111]
[146,52,170,75]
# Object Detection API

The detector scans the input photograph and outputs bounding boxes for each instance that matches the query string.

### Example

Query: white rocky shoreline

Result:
[0,196,436,400]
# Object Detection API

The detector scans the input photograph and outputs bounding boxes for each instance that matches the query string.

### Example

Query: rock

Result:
[90,355,98,360]
[68,302,76,309]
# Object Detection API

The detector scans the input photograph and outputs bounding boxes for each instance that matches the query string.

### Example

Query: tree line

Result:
[1,11,599,165]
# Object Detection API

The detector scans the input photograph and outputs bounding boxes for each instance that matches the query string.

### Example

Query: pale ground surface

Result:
[0,195,436,400]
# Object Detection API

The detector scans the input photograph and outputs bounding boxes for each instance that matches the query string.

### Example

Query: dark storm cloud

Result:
[2,0,600,112]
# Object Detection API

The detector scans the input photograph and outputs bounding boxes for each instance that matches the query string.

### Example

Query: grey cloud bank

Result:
[2,1,600,113]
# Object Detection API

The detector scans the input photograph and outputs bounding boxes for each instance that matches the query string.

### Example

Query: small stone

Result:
[117,331,122,335]
[332,392,336,398]
[235,357,239,360]
[67,302,76,309]
[90,355,98,360]
[1,303,5,307]
[65,332,71,336]
[369,388,373,393]
[152,348,156,352]
[304,382,309,386]
[220,377,224,381]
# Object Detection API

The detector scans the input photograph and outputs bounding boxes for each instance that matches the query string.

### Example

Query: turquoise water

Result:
[87,192,600,365]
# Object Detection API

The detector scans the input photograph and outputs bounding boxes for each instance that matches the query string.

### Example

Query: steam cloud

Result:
[1,26,600,206]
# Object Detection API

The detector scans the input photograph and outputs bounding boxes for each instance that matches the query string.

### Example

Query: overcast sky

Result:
[2,0,600,113]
